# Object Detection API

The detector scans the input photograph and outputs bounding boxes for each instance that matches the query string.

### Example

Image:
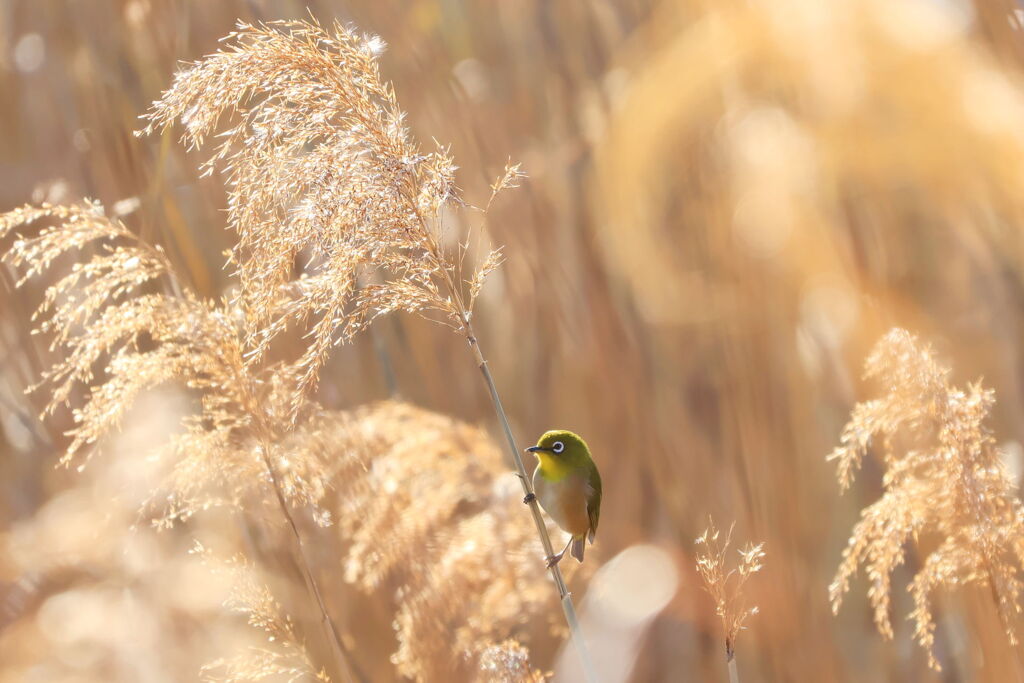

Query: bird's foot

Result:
[523,492,536,505]
[545,551,565,569]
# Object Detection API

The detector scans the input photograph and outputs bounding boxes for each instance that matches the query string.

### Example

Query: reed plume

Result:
[136,18,508,415]
[695,517,765,683]
[1,204,249,485]
[829,328,1024,669]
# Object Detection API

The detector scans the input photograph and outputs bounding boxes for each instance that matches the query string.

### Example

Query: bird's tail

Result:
[570,535,585,563]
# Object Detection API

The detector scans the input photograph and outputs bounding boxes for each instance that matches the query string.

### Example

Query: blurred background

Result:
[4,0,1024,680]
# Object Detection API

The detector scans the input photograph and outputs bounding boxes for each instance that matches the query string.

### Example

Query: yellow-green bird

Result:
[525,430,602,567]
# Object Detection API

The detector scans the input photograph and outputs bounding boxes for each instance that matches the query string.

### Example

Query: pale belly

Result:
[533,469,590,537]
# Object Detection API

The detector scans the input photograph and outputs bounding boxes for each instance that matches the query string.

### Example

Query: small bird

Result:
[525,430,602,567]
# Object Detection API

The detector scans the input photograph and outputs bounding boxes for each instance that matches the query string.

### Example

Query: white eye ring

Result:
[552,441,564,454]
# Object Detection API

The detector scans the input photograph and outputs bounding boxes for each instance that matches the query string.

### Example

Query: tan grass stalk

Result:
[462,315,598,681]
[251,431,354,683]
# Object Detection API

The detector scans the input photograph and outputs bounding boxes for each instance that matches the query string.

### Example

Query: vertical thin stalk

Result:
[255,435,359,683]
[984,563,1024,678]
[462,316,599,683]
[727,645,740,683]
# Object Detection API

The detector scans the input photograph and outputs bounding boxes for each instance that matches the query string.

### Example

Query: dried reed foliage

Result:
[829,328,1024,669]
[137,18,513,415]
[0,17,553,681]
[599,0,1024,315]
[291,402,557,682]
[695,517,765,667]
[592,5,1024,673]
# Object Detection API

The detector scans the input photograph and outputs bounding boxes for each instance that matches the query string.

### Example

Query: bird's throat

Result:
[536,453,572,482]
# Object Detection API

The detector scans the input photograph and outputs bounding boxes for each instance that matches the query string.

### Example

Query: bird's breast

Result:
[533,469,590,536]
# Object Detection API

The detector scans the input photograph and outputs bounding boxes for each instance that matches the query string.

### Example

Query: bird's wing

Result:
[586,462,602,543]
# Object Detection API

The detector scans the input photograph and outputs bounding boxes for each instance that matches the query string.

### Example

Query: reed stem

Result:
[727,647,740,683]
[255,437,358,683]
[462,316,599,683]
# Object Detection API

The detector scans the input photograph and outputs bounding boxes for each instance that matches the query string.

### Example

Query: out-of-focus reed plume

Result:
[294,402,559,681]
[595,3,1024,673]
[195,545,329,683]
[829,328,1024,670]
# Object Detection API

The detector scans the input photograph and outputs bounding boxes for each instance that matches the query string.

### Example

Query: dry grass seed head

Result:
[829,328,1024,669]
[139,19,508,415]
[695,517,765,659]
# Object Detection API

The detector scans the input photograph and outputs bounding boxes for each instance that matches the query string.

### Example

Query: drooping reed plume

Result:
[0,202,280,505]
[136,18,510,414]
[0,198,346,675]
[829,328,1024,669]
[695,517,765,683]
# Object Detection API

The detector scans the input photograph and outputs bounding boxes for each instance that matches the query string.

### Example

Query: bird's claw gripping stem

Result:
[523,492,536,505]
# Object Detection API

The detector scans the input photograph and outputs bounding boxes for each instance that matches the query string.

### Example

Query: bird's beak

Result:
[525,446,548,454]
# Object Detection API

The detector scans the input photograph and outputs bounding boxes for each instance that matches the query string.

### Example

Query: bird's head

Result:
[526,430,592,469]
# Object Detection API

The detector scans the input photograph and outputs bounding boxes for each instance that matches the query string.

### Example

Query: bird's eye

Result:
[552,441,564,454]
